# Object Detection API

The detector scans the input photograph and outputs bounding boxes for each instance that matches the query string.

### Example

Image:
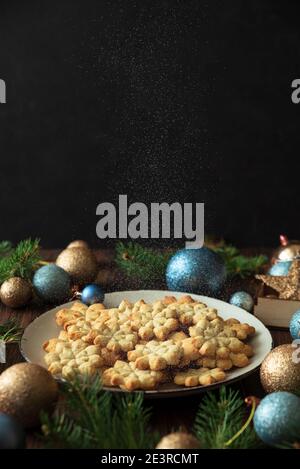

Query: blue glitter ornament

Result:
[33,264,71,304]
[81,284,105,305]
[166,247,226,295]
[254,391,300,446]
[0,414,25,449]
[229,291,254,312]
[289,309,300,340]
[268,261,291,276]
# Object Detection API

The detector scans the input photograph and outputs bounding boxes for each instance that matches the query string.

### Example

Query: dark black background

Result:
[0,0,299,248]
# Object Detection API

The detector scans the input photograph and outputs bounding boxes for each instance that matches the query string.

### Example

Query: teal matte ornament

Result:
[33,264,71,304]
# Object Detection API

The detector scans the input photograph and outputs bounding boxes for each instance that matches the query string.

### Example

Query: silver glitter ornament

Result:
[166,247,226,295]
[229,291,254,312]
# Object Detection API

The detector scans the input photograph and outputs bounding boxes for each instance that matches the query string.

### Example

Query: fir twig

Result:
[213,246,267,279]
[0,238,41,284]
[0,319,23,343]
[115,241,173,282]
[41,376,159,449]
[42,380,296,449]
[0,241,13,257]
[194,386,260,449]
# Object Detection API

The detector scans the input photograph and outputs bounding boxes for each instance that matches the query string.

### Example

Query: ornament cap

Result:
[280,234,289,246]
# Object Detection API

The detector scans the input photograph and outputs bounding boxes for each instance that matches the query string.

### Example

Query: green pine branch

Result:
[43,380,300,449]
[214,246,268,279]
[194,386,260,449]
[0,319,23,343]
[0,238,41,284]
[41,376,159,449]
[115,241,267,282]
[115,241,173,282]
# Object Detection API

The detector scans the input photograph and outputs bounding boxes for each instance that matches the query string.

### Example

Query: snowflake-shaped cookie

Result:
[174,367,226,387]
[127,340,183,370]
[102,360,166,390]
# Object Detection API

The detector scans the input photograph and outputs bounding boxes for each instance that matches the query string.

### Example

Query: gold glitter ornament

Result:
[156,432,200,449]
[260,344,300,393]
[272,235,300,263]
[56,247,97,284]
[256,258,300,300]
[0,363,58,428]
[0,277,32,308]
[67,240,89,249]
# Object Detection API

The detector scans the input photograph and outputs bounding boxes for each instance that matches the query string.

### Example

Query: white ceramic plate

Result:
[21,290,273,398]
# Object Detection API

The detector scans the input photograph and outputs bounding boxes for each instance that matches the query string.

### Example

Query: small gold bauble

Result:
[0,277,32,308]
[67,240,89,249]
[0,363,58,428]
[260,344,300,393]
[56,247,97,284]
[156,432,200,449]
[272,236,300,263]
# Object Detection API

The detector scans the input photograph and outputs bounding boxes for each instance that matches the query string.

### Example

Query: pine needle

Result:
[0,319,23,343]
[214,246,267,279]
[115,241,173,282]
[0,238,41,283]
[41,376,159,449]
[194,386,260,449]
[42,381,297,449]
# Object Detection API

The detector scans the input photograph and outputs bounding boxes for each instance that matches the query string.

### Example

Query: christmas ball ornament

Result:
[0,414,26,449]
[0,277,32,308]
[229,291,254,312]
[272,234,300,263]
[156,432,200,449]
[260,344,300,393]
[56,247,98,284]
[0,363,59,428]
[67,240,89,249]
[254,391,300,446]
[81,284,105,305]
[166,247,226,295]
[268,261,291,276]
[33,264,71,303]
[289,310,300,340]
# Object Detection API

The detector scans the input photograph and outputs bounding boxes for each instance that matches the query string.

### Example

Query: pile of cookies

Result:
[43,295,255,391]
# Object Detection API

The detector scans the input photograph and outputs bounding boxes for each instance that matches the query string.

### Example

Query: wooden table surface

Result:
[0,248,291,448]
